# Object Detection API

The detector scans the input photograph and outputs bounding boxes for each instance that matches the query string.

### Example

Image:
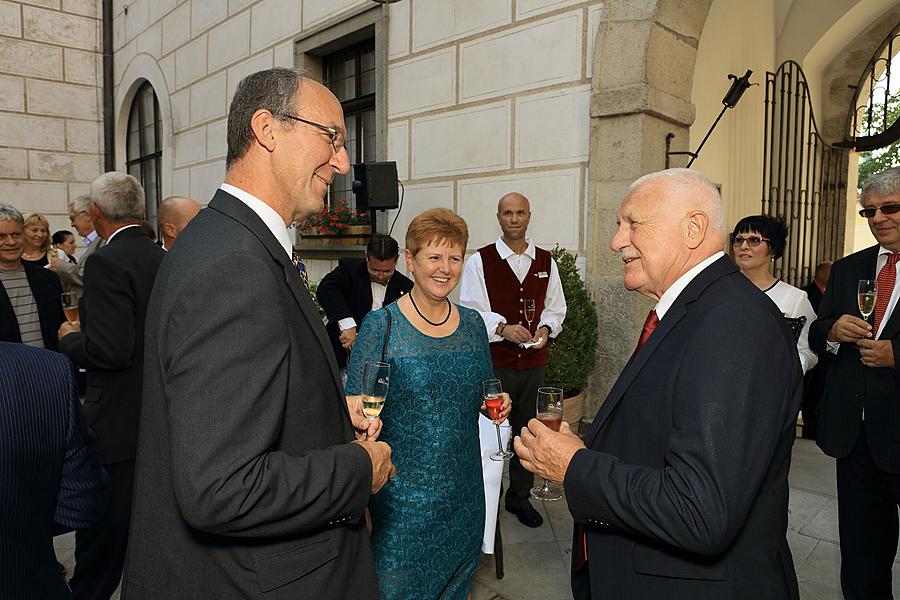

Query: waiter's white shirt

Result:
[337,281,387,332]
[459,237,566,342]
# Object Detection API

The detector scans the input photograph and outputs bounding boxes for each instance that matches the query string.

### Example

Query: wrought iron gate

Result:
[762,60,849,287]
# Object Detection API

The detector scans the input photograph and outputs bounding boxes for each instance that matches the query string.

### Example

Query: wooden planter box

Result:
[300,224,372,246]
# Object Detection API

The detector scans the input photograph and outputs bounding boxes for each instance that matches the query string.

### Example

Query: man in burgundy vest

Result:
[460,192,567,528]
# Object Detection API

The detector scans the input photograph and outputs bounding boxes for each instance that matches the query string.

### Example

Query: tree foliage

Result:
[857,92,900,186]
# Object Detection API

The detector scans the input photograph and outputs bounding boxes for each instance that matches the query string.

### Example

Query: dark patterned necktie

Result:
[873,253,899,334]
[290,250,309,289]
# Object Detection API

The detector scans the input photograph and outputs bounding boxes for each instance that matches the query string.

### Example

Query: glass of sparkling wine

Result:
[484,378,513,461]
[524,299,536,333]
[531,387,564,502]
[858,280,877,323]
[61,292,79,323]
[361,361,390,422]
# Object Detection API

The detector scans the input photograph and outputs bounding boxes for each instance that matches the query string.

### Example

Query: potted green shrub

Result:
[545,246,599,433]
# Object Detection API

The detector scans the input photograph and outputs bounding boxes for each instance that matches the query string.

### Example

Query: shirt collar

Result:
[655,251,725,320]
[878,245,899,257]
[84,230,98,245]
[106,224,142,244]
[495,236,536,260]
[220,183,293,259]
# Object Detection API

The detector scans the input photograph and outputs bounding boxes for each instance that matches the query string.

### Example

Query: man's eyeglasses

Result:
[858,204,900,218]
[731,235,770,248]
[273,114,345,154]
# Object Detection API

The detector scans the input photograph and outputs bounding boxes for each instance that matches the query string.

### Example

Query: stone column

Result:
[584,0,712,416]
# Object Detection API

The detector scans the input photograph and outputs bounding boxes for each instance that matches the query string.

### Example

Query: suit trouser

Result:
[836,424,900,600]
[70,459,134,600]
[494,365,545,509]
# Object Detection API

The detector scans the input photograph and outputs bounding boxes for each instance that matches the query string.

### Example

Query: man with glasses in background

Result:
[810,166,900,600]
[317,233,413,370]
[125,69,394,600]
[48,195,103,298]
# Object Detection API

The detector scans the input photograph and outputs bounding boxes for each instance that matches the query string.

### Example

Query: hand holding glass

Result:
[61,292,79,323]
[361,361,390,422]
[531,387,564,502]
[484,378,513,461]
[858,280,877,322]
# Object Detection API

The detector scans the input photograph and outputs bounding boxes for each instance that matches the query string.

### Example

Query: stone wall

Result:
[0,0,103,232]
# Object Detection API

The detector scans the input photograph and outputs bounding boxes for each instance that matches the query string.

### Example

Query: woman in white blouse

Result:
[731,215,818,373]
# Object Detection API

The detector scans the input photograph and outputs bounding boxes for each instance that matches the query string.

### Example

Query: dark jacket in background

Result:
[0,342,108,600]
[0,262,65,351]
[316,256,413,369]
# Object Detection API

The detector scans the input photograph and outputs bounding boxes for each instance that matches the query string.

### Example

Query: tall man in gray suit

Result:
[124,68,394,600]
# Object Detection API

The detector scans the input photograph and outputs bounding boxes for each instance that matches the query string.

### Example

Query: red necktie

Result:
[575,309,660,571]
[873,253,899,334]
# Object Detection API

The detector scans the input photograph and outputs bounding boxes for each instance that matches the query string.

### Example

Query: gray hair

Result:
[90,172,145,222]
[860,167,900,204]
[226,67,310,170]
[629,168,724,230]
[0,203,24,225]
[69,193,92,214]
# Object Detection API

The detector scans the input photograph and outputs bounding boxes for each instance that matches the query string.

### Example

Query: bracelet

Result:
[497,322,506,335]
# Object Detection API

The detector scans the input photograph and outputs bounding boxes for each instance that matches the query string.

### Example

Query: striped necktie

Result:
[873,253,899,335]
[291,250,309,290]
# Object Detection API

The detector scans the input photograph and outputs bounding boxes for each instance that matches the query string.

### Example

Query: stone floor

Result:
[53,439,900,599]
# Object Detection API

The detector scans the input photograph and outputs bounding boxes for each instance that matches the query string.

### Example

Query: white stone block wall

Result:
[0,0,103,233]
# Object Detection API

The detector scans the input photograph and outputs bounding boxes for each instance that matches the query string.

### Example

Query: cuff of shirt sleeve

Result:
[338,318,357,331]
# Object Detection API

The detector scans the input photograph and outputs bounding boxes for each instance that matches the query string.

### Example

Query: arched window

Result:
[126,81,162,229]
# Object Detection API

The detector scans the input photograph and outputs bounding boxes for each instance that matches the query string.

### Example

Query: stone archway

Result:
[585,0,714,413]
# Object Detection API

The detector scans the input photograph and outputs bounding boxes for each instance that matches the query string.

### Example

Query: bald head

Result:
[497,192,532,247]
[611,169,725,301]
[158,196,201,249]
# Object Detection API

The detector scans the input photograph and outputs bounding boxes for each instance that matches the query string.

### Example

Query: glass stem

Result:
[495,424,504,453]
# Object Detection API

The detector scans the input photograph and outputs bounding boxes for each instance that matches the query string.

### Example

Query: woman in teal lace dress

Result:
[346,208,510,600]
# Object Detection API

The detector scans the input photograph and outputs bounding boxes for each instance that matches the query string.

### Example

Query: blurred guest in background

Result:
[52,230,78,264]
[800,260,832,440]
[49,195,103,299]
[0,342,109,600]
[347,208,510,600]
[317,233,413,369]
[802,261,831,313]
[0,204,65,350]
[731,215,818,374]
[21,213,52,267]
[156,196,201,251]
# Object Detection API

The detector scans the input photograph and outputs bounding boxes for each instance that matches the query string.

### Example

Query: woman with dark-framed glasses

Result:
[731,214,818,373]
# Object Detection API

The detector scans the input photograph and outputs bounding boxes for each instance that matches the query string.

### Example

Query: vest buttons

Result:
[519,288,524,292]
[519,310,523,314]
[517,353,522,358]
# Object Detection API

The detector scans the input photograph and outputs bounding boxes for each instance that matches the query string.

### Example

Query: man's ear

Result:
[685,211,708,250]
[162,222,176,239]
[250,109,277,153]
[404,248,415,274]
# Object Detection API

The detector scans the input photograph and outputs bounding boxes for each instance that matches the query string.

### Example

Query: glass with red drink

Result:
[531,386,564,501]
[483,378,512,461]
[61,292,79,323]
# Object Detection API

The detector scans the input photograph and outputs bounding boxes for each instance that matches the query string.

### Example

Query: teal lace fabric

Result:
[347,302,491,600]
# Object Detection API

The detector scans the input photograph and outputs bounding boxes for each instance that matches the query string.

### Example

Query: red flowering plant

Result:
[299,199,370,235]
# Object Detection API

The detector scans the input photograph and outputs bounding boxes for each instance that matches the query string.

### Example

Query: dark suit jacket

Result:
[0,342,109,600]
[123,190,377,600]
[0,262,65,351]
[809,245,900,471]
[565,256,801,600]
[317,257,413,368]
[801,281,823,313]
[58,226,164,464]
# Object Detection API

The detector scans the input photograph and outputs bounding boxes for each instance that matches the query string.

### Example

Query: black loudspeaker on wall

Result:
[352,161,399,211]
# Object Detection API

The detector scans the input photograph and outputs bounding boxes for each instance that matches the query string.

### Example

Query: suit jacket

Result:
[123,190,377,600]
[808,245,900,471]
[565,256,801,600]
[0,262,65,351]
[55,234,103,296]
[0,342,109,600]
[316,257,413,368]
[801,281,823,313]
[58,227,164,465]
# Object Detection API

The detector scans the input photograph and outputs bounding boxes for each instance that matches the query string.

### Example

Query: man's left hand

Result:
[58,320,80,341]
[514,419,585,483]
[529,326,550,350]
[346,394,382,441]
[857,339,895,368]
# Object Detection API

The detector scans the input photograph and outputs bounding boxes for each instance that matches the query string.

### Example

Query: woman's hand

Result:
[481,392,512,425]
[346,395,382,441]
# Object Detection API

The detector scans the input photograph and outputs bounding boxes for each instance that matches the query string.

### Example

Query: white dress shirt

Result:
[220,183,293,260]
[459,237,567,342]
[105,224,142,244]
[655,252,724,319]
[337,281,387,332]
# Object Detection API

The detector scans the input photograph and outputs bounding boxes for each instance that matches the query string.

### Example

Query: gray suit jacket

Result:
[55,235,103,296]
[124,190,377,600]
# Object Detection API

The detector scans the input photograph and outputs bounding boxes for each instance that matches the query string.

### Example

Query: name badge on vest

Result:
[535,271,549,278]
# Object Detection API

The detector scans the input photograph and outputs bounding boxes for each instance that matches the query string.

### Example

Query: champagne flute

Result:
[61,292,79,323]
[858,280,877,323]
[531,387,564,502]
[483,378,512,461]
[361,361,390,422]
[523,299,536,334]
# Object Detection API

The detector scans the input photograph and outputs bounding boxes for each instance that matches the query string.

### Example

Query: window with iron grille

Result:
[323,40,376,212]
[126,81,162,231]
